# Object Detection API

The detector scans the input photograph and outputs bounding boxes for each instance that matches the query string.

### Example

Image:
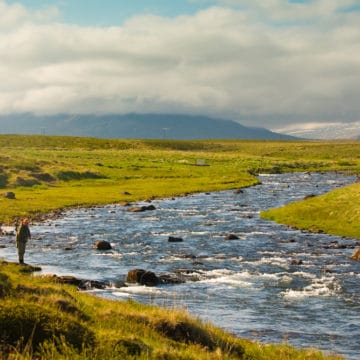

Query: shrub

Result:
[56,171,106,181]
[30,172,56,182]
[0,172,8,188]
[15,177,40,187]
[0,273,12,298]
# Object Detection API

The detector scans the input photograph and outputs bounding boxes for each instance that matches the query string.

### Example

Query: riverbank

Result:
[0,260,345,359]
[261,180,360,239]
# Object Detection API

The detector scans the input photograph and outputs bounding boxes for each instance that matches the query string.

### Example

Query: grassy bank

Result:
[261,181,360,238]
[0,261,344,359]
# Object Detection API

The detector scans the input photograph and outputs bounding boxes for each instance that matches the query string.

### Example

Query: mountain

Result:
[275,121,360,140]
[0,113,298,140]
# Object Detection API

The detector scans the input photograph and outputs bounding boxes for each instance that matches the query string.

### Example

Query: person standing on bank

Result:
[16,218,31,264]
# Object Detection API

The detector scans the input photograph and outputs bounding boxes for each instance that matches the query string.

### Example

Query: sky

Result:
[1,0,360,135]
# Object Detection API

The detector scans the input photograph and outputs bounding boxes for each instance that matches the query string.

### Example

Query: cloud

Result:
[0,0,359,129]
[0,1,59,29]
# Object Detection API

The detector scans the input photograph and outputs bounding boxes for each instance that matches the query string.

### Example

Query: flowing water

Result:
[1,172,359,359]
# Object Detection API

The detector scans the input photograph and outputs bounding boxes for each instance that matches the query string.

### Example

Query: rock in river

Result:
[128,205,156,212]
[225,234,239,240]
[127,269,160,286]
[93,240,112,250]
[168,236,183,242]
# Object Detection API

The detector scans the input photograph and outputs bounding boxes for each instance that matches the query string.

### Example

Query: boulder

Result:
[144,205,156,211]
[128,205,156,212]
[350,247,360,261]
[126,269,160,286]
[93,240,112,250]
[225,234,239,240]
[2,192,15,199]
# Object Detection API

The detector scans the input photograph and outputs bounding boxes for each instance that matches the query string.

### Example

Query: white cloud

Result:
[0,1,59,29]
[0,0,359,129]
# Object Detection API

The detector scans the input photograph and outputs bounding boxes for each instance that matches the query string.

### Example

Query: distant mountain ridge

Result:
[0,113,298,140]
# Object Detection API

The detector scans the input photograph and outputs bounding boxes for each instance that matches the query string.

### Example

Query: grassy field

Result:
[1,135,360,359]
[0,261,345,359]
[1,135,359,227]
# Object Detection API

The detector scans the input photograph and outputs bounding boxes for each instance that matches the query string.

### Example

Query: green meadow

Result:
[1,134,360,359]
[1,135,359,233]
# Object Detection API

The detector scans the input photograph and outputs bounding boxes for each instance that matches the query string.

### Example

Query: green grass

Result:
[261,181,360,238]
[1,135,360,225]
[0,261,344,359]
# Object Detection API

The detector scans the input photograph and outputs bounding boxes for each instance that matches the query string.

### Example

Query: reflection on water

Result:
[1,172,359,359]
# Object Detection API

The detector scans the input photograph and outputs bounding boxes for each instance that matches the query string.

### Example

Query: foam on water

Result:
[281,276,343,299]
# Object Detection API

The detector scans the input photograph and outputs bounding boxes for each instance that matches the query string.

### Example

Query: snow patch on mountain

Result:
[273,121,360,140]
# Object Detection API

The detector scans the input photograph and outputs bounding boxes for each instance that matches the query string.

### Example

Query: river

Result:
[1,172,359,359]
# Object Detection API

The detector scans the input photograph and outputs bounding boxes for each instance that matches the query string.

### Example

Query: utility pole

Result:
[162,128,169,139]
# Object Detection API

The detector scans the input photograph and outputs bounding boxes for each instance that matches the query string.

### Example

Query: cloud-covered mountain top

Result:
[0,113,298,140]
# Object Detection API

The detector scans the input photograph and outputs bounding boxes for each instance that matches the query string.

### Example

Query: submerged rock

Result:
[225,234,239,240]
[158,274,185,284]
[290,259,303,265]
[168,236,183,242]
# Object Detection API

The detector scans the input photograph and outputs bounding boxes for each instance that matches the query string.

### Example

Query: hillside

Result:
[0,113,297,140]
